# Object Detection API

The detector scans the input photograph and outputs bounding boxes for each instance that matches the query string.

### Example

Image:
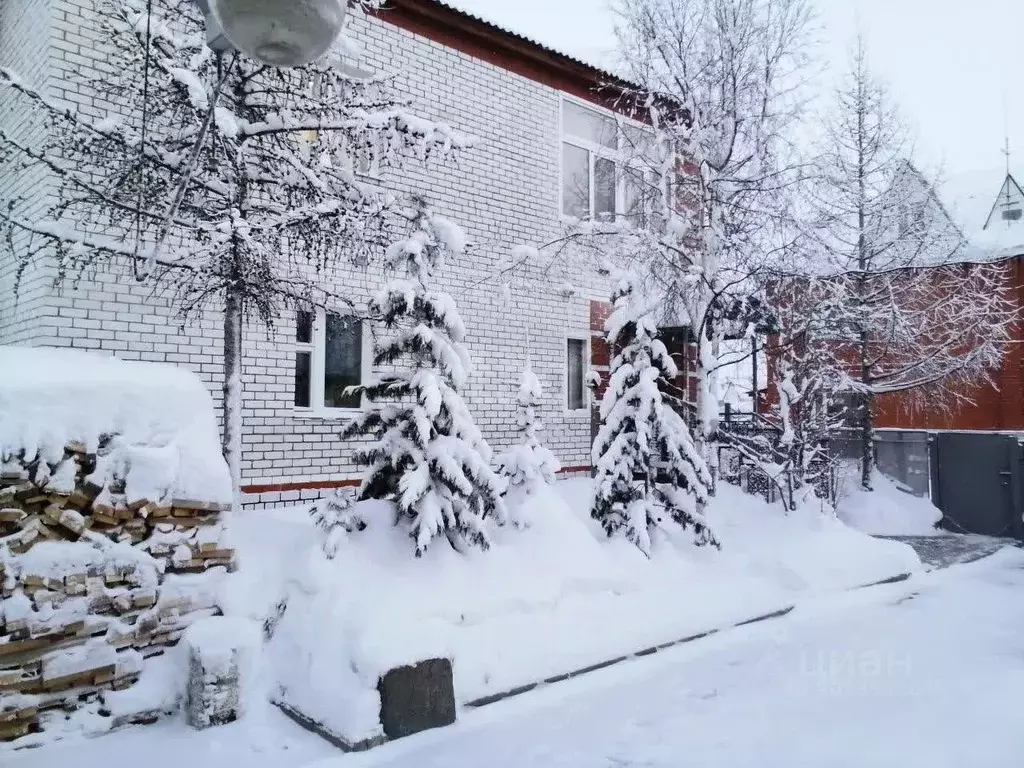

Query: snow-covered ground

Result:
[10,546,1021,768]
[342,547,1024,768]
[835,468,943,536]
[223,478,919,745]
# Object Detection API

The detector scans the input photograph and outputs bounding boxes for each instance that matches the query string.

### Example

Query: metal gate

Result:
[930,433,1024,539]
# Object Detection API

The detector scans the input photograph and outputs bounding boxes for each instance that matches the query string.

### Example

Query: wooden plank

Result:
[0,704,37,723]
[0,636,52,658]
[66,490,91,508]
[109,674,139,691]
[169,499,213,512]
[43,504,64,524]
[0,508,26,523]
[90,511,119,526]
[196,548,235,560]
[0,719,32,741]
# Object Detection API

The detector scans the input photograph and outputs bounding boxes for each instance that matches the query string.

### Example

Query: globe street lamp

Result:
[193,0,348,68]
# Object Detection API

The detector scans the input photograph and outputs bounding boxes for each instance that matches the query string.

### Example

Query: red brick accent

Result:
[590,300,613,334]
[241,478,359,495]
[557,465,592,475]
[591,336,611,368]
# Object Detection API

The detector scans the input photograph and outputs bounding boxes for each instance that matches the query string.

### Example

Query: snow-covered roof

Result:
[938,167,1024,260]
[402,0,623,84]
[0,346,232,505]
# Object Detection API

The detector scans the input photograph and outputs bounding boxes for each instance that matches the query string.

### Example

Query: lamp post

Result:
[192,0,348,68]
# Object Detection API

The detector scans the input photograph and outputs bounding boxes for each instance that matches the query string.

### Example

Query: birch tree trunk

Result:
[222,280,244,509]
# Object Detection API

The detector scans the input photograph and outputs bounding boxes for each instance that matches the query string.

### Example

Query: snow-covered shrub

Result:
[310,490,366,559]
[343,201,506,556]
[496,365,560,523]
[592,268,717,555]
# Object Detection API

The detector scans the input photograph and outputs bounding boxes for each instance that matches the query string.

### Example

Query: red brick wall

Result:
[764,257,1024,432]
[588,300,699,444]
[875,257,1023,431]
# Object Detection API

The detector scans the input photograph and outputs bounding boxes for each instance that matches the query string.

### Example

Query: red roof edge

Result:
[369,0,638,110]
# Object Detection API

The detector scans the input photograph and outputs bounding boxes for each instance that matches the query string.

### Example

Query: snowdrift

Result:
[0,347,232,507]
[227,480,921,746]
[836,469,942,536]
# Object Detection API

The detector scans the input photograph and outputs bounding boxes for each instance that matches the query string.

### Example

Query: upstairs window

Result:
[560,98,653,224]
[294,310,369,413]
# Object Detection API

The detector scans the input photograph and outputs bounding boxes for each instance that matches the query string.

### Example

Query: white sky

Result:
[449,0,1024,183]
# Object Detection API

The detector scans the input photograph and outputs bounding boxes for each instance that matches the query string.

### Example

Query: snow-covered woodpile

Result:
[0,347,234,743]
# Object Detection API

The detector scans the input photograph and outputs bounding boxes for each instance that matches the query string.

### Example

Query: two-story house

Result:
[0,0,700,507]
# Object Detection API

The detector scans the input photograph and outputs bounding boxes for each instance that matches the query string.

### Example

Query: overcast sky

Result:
[450,0,1024,183]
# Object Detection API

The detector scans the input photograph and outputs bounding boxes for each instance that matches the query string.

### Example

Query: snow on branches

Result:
[496,365,561,522]
[592,267,716,555]
[343,200,506,556]
[0,0,470,492]
[801,37,1016,489]
[608,0,814,456]
[0,0,468,320]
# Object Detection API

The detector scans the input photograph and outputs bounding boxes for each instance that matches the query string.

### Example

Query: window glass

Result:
[324,315,363,409]
[623,167,648,228]
[567,338,586,410]
[594,156,616,220]
[562,143,591,218]
[562,101,617,149]
[296,310,313,344]
[294,351,311,408]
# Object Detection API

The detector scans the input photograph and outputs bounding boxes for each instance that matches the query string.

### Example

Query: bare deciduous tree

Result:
[0,0,464,500]
[604,0,815,475]
[803,37,1016,489]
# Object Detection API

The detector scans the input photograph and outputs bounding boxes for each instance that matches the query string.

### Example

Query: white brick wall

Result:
[0,1,611,507]
[0,0,57,345]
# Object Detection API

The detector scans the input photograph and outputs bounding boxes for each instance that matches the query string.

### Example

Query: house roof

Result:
[426,0,617,78]
[939,167,1024,260]
[373,0,638,109]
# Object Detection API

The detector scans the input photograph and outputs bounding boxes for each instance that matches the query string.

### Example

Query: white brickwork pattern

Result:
[0,0,57,345]
[0,1,610,507]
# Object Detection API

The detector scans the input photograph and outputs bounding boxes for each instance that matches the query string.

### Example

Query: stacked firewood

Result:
[0,439,234,742]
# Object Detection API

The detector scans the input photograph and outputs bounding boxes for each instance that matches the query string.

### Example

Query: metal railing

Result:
[717,410,836,509]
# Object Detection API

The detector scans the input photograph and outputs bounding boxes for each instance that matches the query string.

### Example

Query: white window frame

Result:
[293,309,373,417]
[564,334,591,415]
[558,94,654,223]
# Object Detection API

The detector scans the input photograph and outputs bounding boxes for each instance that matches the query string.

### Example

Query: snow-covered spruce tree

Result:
[495,364,561,521]
[0,0,465,499]
[342,201,506,556]
[805,37,1015,490]
[592,267,716,555]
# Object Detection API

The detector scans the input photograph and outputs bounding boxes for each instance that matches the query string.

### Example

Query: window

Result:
[566,337,588,411]
[293,310,369,412]
[560,98,655,224]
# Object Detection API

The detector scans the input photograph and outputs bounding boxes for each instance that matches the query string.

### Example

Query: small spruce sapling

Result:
[592,267,717,555]
[343,200,506,556]
[311,490,367,559]
[496,365,561,523]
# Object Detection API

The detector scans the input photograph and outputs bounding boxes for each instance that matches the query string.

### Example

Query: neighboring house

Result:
[0,0,698,507]
[874,167,1024,431]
